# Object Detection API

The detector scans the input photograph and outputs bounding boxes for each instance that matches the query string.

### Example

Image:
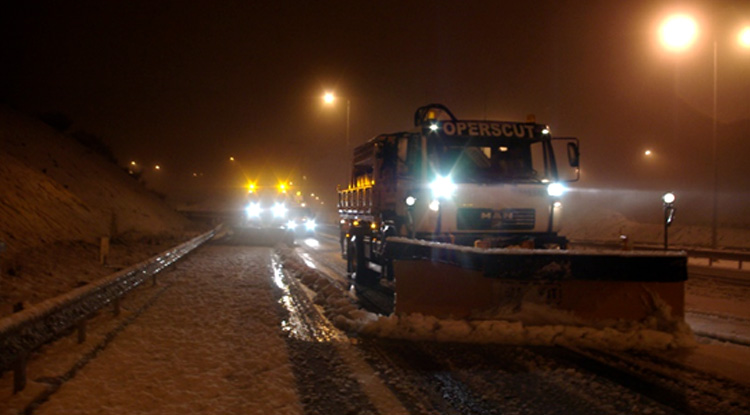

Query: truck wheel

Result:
[351,236,378,286]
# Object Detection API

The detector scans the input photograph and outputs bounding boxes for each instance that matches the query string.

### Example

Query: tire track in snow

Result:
[270,254,408,415]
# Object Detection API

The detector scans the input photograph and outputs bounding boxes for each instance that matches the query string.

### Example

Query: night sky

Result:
[2,1,749,215]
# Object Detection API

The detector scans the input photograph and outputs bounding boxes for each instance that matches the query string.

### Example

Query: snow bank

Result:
[277,247,696,351]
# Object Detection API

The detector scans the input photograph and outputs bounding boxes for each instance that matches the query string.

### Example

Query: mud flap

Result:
[387,238,687,322]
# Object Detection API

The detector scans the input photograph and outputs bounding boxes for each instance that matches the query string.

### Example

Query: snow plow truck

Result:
[338,104,687,322]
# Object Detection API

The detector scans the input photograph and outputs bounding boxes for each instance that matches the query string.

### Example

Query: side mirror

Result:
[567,142,580,168]
[552,137,580,182]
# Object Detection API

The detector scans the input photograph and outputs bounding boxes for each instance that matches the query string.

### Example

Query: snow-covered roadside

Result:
[22,245,303,415]
[0,232,201,318]
[276,247,696,351]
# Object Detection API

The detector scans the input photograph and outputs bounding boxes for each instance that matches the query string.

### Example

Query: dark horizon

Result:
[2,1,749,220]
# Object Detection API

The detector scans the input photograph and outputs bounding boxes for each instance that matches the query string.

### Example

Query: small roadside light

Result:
[662,192,676,205]
[405,195,417,206]
[662,192,676,249]
[154,165,161,170]
[229,156,235,161]
[645,149,653,156]
[130,161,136,166]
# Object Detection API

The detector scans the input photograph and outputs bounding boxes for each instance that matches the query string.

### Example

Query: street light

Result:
[323,92,351,185]
[662,192,676,250]
[659,13,749,249]
[322,92,350,148]
[659,15,698,51]
[740,27,750,48]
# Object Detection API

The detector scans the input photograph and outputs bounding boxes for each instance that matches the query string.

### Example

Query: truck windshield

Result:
[429,138,548,183]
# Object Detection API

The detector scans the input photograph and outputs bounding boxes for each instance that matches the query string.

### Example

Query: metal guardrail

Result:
[682,248,749,270]
[571,240,750,270]
[0,227,217,393]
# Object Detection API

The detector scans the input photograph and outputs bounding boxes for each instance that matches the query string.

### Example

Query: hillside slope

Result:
[0,106,200,315]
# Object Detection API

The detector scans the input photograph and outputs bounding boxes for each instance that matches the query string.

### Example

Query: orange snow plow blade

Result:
[387,238,687,322]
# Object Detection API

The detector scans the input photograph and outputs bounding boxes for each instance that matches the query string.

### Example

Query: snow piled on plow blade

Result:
[387,237,688,322]
[276,247,695,351]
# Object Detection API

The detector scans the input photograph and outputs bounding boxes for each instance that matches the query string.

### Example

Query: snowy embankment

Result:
[0,106,203,317]
[276,247,696,351]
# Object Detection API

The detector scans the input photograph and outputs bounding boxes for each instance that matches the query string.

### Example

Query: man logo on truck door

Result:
[480,212,492,220]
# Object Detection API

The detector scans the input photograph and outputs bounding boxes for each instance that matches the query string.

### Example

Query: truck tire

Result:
[348,235,377,286]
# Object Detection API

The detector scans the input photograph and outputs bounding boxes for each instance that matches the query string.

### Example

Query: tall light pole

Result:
[659,14,749,249]
[323,92,351,185]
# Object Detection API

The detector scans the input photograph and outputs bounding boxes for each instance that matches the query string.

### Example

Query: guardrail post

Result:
[77,319,87,343]
[100,237,110,265]
[13,353,27,394]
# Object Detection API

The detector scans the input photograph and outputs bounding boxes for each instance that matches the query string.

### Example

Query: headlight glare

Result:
[272,202,288,218]
[246,202,261,218]
[547,183,566,197]
[430,175,456,199]
[305,220,316,232]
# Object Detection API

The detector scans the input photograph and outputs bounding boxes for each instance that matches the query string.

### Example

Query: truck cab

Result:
[338,104,579,280]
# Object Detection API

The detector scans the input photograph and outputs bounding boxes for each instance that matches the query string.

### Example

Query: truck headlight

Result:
[305,220,316,232]
[405,195,417,206]
[547,183,566,197]
[429,199,440,212]
[430,175,456,199]
[286,220,297,230]
[246,202,261,218]
[272,202,287,218]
